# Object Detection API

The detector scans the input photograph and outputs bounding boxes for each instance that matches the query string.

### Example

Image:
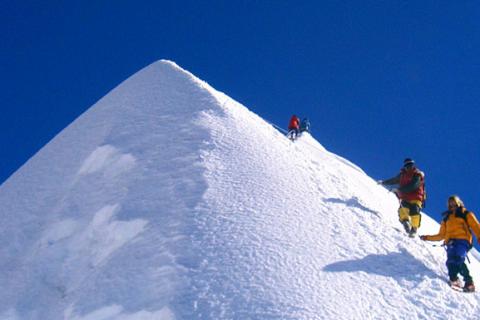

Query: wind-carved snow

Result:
[66,204,148,267]
[0,60,216,319]
[78,145,136,177]
[40,219,78,246]
[65,303,175,320]
[1,60,480,319]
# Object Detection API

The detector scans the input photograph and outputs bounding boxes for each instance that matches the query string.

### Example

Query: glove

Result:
[420,235,427,241]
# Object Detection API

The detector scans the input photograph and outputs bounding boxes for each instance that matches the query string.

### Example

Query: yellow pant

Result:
[398,200,422,228]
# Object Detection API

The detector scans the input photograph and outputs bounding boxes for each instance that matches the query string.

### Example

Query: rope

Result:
[265,119,335,159]
[266,119,365,176]
[266,120,290,135]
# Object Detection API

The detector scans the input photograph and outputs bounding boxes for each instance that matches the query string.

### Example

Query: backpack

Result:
[442,208,474,250]
[443,208,470,224]
[422,181,427,208]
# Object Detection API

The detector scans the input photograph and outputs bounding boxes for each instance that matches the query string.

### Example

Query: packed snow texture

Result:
[1,60,480,319]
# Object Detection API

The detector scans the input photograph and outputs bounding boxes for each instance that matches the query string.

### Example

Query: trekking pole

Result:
[428,243,471,264]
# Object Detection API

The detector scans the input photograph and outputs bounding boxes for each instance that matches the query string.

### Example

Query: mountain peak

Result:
[1,61,480,319]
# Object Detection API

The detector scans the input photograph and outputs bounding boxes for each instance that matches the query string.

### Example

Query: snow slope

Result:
[1,60,480,319]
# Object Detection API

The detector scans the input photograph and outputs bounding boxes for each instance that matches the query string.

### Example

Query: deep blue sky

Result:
[2,1,480,230]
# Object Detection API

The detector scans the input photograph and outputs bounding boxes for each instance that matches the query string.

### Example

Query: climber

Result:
[287,115,300,141]
[299,118,311,134]
[378,158,425,237]
[420,195,480,292]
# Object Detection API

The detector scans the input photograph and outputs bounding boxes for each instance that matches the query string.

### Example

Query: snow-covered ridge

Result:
[1,60,479,319]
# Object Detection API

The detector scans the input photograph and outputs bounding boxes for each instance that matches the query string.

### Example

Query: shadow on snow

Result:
[323,248,440,283]
[324,197,381,218]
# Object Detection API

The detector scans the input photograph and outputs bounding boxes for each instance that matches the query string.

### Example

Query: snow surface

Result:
[1,60,480,319]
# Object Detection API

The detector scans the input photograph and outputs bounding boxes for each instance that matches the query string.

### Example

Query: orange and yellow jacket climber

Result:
[423,207,480,245]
